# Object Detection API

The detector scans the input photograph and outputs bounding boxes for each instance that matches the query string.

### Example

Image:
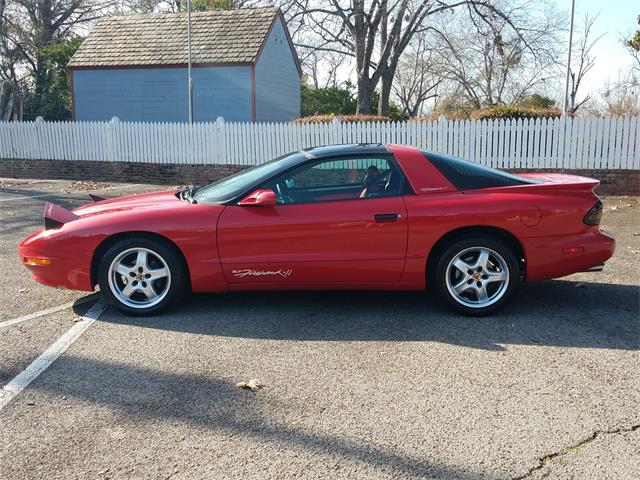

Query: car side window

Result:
[261,156,406,205]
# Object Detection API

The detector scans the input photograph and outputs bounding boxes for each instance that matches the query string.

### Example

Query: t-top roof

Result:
[69,7,286,68]
[303,144,391,159]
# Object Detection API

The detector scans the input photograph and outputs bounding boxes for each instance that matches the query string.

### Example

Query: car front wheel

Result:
[433,237,520,316]
[98,237,186,316]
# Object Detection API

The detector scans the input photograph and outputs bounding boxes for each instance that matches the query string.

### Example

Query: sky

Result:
[562,0,638,94]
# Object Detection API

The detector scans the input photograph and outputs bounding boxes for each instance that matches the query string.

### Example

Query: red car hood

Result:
[73,190,182,217]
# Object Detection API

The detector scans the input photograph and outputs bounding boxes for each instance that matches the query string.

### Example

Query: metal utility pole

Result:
[563,0,576,115]
[187,0,193,123]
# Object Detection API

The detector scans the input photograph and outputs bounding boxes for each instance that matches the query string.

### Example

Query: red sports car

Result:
[19,144,614,316]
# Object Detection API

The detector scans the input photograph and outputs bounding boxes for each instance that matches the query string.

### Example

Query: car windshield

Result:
[193,151,306,204]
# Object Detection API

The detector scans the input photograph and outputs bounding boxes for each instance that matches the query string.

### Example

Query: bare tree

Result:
[0,0,23,120]
[392,31,441,117]
[623,15,639,76]
[287,1,447,114]
[119,0,261,14]
[286,0,550,116]
[429,0,562,109]
[0,0,21,83]
[566,14,603,115]
[304,50,350,88]
[4,0,118,91]
[0,80,23,120]
[585,74,640,117]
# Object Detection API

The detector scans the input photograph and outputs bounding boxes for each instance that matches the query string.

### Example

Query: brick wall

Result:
[0,158,246,186]
[0,158,638,196]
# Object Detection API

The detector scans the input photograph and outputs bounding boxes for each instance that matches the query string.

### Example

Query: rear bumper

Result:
[524,230,615,281]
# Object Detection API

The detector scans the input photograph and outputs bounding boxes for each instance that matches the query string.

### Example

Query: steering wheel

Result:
[275,182,294,204]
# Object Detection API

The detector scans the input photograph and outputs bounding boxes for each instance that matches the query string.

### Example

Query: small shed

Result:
[68,7,301,123]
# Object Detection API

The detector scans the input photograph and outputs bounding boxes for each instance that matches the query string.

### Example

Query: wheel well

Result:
[426,226,526,280]
[90,231,191,289]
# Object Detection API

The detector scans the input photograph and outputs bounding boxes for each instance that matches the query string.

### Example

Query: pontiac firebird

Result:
[19,144,615,316]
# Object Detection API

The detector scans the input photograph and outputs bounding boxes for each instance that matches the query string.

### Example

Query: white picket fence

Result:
[0,116,638,169]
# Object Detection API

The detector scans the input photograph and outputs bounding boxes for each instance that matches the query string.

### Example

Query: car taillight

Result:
[583,199,603,226]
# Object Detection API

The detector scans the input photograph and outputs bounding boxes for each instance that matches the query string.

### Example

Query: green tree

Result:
[301,81,405,120]
[4,0,115,119]
[626,15,640,73]
[627,16,640,51]
[127,0,246,13]
[23,37,83,121]
[370,91,404,121]
[517,93,556,109]
[190,0,237,12]
[301,82,357,116]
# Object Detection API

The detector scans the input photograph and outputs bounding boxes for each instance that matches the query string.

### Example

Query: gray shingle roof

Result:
[69,7,280,68]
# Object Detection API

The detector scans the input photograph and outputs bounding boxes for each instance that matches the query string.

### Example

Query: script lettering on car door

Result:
[232,268,294,279]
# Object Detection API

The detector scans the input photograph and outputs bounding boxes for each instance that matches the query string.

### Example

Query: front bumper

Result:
[19,231,94,291]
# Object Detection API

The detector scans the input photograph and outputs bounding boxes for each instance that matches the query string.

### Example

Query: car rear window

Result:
[421,150,538,191]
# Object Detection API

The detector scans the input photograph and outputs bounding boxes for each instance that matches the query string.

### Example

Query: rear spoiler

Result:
[44,202,79,230]
[515,173,600,192]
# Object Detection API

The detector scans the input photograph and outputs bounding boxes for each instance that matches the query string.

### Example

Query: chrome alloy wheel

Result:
[107,247,171,309]
[445,246,510,309]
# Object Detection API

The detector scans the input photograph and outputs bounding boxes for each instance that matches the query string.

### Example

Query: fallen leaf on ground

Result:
[68,180,112,191]
[236,379,263,390]
[0,180,28,188]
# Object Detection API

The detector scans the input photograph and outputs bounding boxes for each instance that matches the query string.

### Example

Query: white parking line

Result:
[0,192,62,203]
[0,301,105,411]
[0,295,98,329]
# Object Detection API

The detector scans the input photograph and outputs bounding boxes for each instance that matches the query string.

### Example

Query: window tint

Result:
[262,156,406,205]
[194,151,306,204]
[422,150,538,191]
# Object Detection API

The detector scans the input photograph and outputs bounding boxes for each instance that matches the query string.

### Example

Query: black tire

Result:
[97,236,187,316]
[431,236,520,316]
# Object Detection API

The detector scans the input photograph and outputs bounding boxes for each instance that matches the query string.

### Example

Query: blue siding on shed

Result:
[255,17,300,122]
[193,66,252,122]
[73,66,252,122]
[73,68,188,122]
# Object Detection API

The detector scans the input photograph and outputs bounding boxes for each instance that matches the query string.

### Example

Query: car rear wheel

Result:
[432,237,520,316]
[98,237,186,316]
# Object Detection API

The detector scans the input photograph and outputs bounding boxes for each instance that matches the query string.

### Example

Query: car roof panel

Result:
[302,143,390,158]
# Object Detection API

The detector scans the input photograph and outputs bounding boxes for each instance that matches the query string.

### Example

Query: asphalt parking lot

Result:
[0,177,638,480]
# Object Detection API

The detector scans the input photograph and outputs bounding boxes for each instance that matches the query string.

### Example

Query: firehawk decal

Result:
[232,269,293,279]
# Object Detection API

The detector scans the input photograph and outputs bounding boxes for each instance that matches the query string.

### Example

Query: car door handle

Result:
[375,213,400,223]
